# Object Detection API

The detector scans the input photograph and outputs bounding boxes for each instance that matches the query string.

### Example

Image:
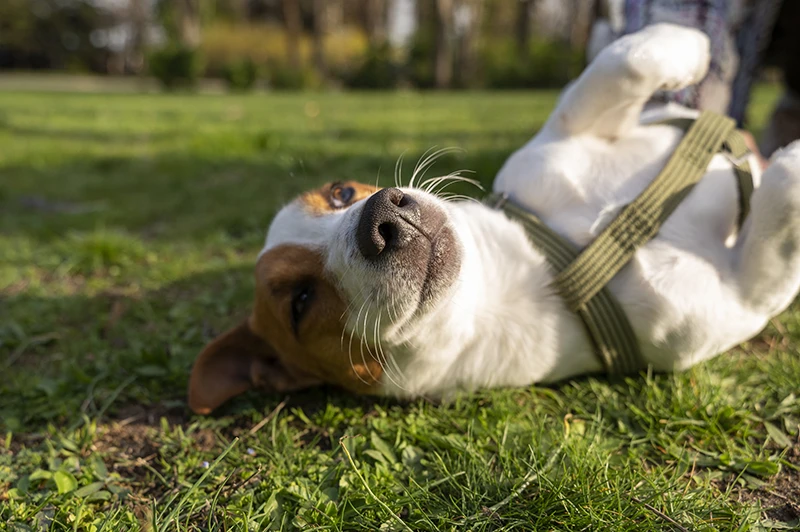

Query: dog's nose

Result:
[357,188,421,258]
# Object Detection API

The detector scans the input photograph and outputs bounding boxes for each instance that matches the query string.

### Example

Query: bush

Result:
[407,33,436,89]
[265,61,320,90]
[345,43,398,89]
[481,39,584,89]
[148,46,204,90]
[222,58,259,91]
[202,23,368,78]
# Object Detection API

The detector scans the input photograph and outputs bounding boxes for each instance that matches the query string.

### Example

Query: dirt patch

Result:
[94,421,164,498]
[735,446,800,523]
[93,405,220,502]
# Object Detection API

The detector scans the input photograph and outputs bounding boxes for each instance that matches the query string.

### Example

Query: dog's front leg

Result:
[548,23,710,140]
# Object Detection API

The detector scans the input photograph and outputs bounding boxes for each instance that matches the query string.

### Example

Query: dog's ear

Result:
[187,319,318,414]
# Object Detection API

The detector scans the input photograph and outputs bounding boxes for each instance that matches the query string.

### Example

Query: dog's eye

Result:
[290,284,314,336]
[330,183,355,209]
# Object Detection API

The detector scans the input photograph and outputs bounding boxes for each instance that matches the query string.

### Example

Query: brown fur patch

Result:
[189,319,320,414]
[299,181,378,215]
[250,244,383,393]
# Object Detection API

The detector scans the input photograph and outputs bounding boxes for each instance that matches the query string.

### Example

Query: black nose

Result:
[356,188,420,258]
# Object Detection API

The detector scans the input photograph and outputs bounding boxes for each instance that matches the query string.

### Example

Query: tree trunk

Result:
[434,0,454,88]
[312,0,328,77]
[283,0,302,70]
[569,0,595,52]
[231,0,248,21]
[516,0,532,57]
[127,0,148,73]
[176,0,201,48]
[456,0,483,87]
[364,0,387,46]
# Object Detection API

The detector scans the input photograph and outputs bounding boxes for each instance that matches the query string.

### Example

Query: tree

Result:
[283,0,302,70]
[312,0,328,78]
[454,0,483,87]
[127,0,149,73]
[516,0,533,57]
[176,0,202,48]
[433,0,454,88]
[0,0,113,72]
[364,0,388,46]
[569,0,594,52]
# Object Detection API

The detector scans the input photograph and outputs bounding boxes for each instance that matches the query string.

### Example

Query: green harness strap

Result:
[486,193,644,374]
[655,116,754,228]
[487,111,754,374]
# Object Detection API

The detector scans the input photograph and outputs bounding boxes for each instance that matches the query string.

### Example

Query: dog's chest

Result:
[490,116,749,366]
[494,124,690,248]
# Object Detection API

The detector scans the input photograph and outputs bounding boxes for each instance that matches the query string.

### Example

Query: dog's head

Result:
[188,181,463,413]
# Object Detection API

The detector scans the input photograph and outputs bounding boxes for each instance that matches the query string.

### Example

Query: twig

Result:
[339,436,413,532]
[631,497,690,532]
[758,487,800,509]
[249,398,288,436]
[223,466,263,496]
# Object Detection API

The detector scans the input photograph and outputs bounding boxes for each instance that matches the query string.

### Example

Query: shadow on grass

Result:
[0,146,517,244]
[1,261,412,436]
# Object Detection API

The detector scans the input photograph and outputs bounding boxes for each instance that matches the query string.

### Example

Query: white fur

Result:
[263,24,800,398]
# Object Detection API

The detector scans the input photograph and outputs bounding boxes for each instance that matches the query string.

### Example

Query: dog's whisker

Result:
[372,301,406,391]
[408,146,439,189]
[356,287,408,392]
[429,177,483,198]
[358,298,379,384]
[372,306,394,384]
[410,148,452,190]
[347,298,371,386]
[339,260,377,318]
[409,146,462,189]
[394,151,407,190]
[439,193,483,204]
[420,171,481,195]
[340,278,372,323]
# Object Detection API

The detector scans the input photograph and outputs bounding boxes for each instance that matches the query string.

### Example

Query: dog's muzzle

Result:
[353,187,460,307]
[357,187,425,259]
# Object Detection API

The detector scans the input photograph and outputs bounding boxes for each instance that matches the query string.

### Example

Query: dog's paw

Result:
[607,23,710,93]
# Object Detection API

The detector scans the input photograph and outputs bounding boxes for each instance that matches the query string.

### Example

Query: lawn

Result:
[1,86,798,531]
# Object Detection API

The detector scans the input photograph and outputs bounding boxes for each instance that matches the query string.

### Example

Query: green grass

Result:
[1,86,798,531]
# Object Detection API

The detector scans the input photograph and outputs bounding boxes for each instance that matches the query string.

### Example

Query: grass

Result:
[1,85,798,531]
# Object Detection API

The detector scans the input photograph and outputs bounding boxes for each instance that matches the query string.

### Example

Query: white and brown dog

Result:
[189,24,800,414]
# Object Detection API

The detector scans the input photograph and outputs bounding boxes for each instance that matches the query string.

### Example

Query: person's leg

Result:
[759,1,800,157]
[727,0,784,128]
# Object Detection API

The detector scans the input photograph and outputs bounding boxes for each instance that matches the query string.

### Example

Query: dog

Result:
[188,24,800,414]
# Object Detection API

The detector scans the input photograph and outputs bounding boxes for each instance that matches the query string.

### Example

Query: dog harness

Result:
[486,111,755,374]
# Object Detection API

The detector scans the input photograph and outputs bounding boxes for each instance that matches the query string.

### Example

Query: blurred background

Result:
[0,0,600,92]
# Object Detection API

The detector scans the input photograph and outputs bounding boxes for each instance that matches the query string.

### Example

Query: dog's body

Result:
[189,24,800,414]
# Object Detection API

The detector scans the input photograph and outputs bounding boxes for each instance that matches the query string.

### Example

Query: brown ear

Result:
[187,319,318,414]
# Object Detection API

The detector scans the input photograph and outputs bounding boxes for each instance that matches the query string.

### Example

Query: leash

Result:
[487,111,755,375]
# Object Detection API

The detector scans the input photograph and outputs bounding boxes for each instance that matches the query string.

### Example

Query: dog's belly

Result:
[494,108,765,370]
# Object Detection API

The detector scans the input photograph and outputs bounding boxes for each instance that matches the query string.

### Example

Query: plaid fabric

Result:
[611,0,784,127]
[729,0,783,125]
